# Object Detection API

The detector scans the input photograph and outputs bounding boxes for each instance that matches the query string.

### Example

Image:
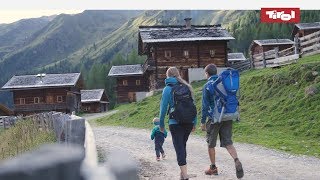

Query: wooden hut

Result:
[292,22,320,39]
[108,64,150,103]
[138,18,235,88]
[228,53,246,64]
[1,73,83,116]
[249,39,294,57]
[81,89,109,113]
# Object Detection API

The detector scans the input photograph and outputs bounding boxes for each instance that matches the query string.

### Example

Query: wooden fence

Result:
[230,59,251,72]
[251,29,320,69]
[0,112,138,180]
[252,46,299,69]
[299,30,320,57]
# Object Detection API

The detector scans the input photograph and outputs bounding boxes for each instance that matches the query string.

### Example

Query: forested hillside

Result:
[228,10,320,55]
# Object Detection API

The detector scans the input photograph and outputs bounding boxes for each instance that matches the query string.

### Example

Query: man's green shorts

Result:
[206,120,233,148]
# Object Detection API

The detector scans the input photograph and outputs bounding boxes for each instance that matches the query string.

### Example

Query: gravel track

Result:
[92,126,320,180]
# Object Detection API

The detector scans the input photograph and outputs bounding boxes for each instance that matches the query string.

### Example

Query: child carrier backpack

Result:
[168,83,197,124]
[207,68,240,123]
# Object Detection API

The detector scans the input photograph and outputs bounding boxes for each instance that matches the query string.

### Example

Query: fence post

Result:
[294,36,299,56]
[0,144,85,180]
[262,51,266,68]
[275,47,279,58]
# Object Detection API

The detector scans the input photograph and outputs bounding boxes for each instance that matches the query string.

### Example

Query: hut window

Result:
[210,50,216,57]
[84,107,90,111]
[34,97,40,104]
[57,96,63,103]
[123,80,128,86]
[136,80,141,85]
[164,50,171,58]
[183,50,189,58]
[19,98,25,105]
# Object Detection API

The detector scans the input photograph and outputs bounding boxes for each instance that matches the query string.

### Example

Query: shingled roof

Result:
[81,89,108,103]
[228,53,246,61]
[295,22,320,30]
[139,25,235,43]
[108,64,144,77]
[1,73,81,90]
[253,39,294,46]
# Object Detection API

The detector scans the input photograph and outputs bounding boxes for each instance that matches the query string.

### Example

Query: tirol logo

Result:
[261,8,300,23]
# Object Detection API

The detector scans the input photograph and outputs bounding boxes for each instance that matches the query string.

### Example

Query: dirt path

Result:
[82,110,118,121]
[91,126,320,180]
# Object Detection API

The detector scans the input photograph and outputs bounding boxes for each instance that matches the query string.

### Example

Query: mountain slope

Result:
[0,10,142,84]
[96,55,320,157]
[0,16,52,59]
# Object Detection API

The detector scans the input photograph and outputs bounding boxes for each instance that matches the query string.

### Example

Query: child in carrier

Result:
[151,117,167,161]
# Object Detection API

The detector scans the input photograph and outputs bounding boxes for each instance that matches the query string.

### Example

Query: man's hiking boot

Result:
[235,158,244,179]
[161,153,166,159]
[156,157,160,161]
[205,166,218,175]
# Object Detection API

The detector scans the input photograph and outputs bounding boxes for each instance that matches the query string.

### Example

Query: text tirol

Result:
[260,8,300,23]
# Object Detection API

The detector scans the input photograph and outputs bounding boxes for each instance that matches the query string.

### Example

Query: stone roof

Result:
[253,39,294,46]
[228,53,246,61]
[295,22,320,30]
[108,64,144,77]
[81,89,108,103]
[1,73,81,90]
[139,25,235,43]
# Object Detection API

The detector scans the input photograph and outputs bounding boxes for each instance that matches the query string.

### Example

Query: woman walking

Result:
[159,67,197,180]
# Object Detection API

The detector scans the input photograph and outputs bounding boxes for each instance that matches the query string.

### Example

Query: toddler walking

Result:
[151,117,167,161]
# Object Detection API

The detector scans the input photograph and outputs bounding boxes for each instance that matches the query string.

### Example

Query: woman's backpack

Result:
[207,68,240,123]
[168,83,197,124]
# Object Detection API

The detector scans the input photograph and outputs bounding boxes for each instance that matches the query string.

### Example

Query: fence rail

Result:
[299,30,320,57]
[252,41,299,69]
[230,60,251,71]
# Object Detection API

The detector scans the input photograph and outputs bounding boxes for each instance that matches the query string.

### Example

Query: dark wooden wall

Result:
[296,29,320,38]
[116,76,149,103]
[13,87,81,115]
[251,43,293,56]
[146,41,228,87]
[81,102,107,113]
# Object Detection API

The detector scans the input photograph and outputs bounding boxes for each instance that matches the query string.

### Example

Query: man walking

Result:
[201,64,244,179]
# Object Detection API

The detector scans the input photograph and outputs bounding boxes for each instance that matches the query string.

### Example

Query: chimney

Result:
[184,18,192,29]
[36,73,46,83]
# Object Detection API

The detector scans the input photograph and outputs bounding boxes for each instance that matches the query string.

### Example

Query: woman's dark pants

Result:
[169,124,193,166]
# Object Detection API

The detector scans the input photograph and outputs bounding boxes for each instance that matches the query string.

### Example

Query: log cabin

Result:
[138,18,235,88]
[1,73,83,116]
[228,53,246,65]
[249,39,295,58]
[109,18,234,103]
[108,64,150,103]
[291,22,320,39]
[81,89,109,113]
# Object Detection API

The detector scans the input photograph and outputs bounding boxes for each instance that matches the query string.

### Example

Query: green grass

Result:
[95,54,320,158]
[0,119,56,160]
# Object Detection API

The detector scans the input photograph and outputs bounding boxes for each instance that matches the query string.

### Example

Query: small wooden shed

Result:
[249,39,295,57]
[228,53,246,64]
[108,64,150,103]
[292,22,320,39]
[81,89,109,113]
